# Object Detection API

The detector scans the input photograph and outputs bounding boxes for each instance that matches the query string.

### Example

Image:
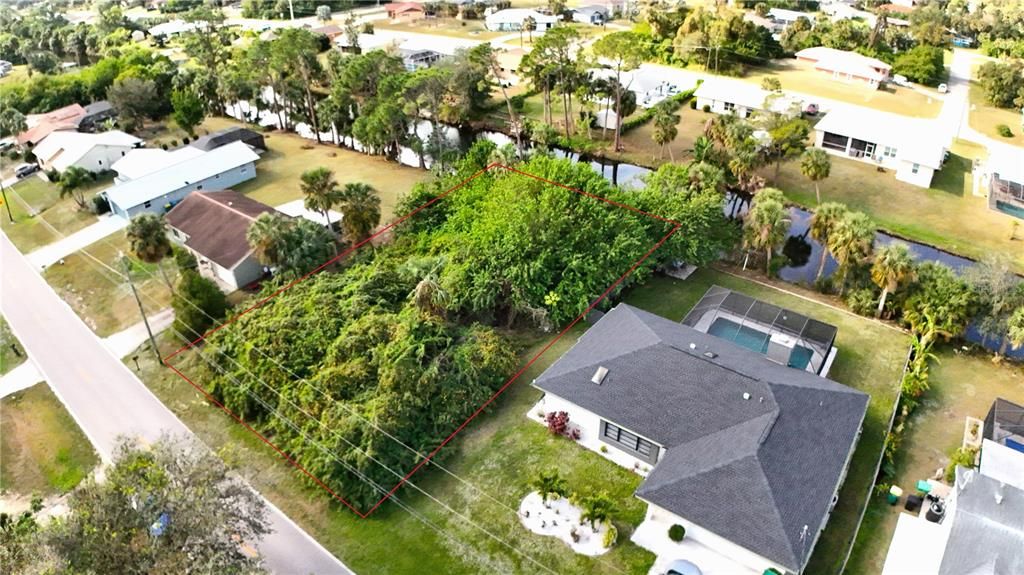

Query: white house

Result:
[104,141,260,219]
[484,9,558,34]
[571,5,608,25]
[165,191,277,291]
[813,108,947,188]
[796,46,892,88]
[110,146,205,183]
[32,130,142,173]
[148,19,199,37]
[531,300,867,575]
[694,78,800,118]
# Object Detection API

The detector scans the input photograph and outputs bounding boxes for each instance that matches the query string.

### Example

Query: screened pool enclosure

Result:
[682,286,838,376]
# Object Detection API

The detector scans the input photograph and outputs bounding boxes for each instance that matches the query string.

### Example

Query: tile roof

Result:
[164,191,276,269]
[533,304,868,572]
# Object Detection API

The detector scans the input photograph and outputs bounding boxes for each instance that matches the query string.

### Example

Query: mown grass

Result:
[0,175,106,253]
[968,78,1024,147]
[0,382,99,495]
[844,348,1024,574]
[43,234,176,337]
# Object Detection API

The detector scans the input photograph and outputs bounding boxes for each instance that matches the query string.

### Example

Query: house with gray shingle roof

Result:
[531,303,868,574]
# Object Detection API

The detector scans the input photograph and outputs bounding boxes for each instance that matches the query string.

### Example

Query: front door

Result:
[864,143,876,158]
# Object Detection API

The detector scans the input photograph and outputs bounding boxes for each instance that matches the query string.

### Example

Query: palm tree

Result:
[523,16,537,45]
[800,148,831,205]
[126,213,174,290]
[300,167,341,227]
[827,211,875,295]
[871,242,916,318]
[246,212,291,267]
[58,166,92,209]
[575,491,616,529]
[529,469,568,508]
[338,182,381,245]
[652,104,679,161]
[412,274,451,317]
[809,202,848,282]
[743,188,790,276]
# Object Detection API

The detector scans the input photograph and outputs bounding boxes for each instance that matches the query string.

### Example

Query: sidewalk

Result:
[1,308,175,398]
[26,216,127,270]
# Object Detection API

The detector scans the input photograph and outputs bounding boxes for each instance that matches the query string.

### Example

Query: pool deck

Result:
[687,309,837,377]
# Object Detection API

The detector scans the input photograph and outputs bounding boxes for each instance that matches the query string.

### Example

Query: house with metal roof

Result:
[813,107,947,188]
[103,141,259,220]
[33,130,142,174]
[165,191,277,291]
[189,127,266,153]
[796,46,892,88]
[694,78,801,119]
[484,9,558,34]
[531,300,868,574]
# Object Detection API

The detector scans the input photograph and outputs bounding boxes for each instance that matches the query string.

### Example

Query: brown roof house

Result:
[17,103,86,146]
[165,191,277,291]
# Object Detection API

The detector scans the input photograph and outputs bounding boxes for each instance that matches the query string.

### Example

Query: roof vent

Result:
[703,351,717,359]
[689,343,697,350]
[591,366,608,385]
[742,392,751,400]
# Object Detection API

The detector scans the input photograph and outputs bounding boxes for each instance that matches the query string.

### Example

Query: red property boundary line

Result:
[164,163,681,518]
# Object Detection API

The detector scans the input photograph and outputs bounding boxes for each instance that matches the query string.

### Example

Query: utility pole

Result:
[1,179,13,223]
[121,252,161,363]
[288,0,294,21]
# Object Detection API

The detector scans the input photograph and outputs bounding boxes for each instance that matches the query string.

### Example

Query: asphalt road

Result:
[1,231,353,575]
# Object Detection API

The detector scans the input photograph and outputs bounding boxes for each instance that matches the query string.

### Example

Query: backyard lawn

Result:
[137,266,906,575]
[0,175,105,253]
[844,349,1024,574]
[771,151,1024,272]
[199,117,430,220]
[967,80,1024,147]
[0,315,26,375]
[43,234,176,337]
[0,382,99,496]
[739,60,944,119]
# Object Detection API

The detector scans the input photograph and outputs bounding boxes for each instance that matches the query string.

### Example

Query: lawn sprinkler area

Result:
[164,162,680,518]
[519,491,613,556]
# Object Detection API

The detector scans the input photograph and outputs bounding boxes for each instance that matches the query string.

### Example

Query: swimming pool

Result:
[707,318,814,371]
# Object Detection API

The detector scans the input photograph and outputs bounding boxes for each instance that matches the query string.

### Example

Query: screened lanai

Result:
[682,285,838,375]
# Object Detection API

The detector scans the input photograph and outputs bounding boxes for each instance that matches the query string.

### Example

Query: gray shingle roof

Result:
[533,304,868,572]
[939,467,1024,575]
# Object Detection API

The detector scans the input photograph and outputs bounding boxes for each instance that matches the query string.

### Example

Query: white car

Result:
[893,74,910,87]
[938,83,948,93]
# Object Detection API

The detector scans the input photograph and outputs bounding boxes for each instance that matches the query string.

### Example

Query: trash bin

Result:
[887,485,904,505]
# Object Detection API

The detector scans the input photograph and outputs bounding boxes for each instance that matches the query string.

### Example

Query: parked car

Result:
[665,559,703,575]
[938,83,948,93]
[804,102,819,116]
[893,74,911,87]
[14,163,39,178]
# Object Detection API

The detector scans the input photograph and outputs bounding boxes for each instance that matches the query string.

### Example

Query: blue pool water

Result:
[707,318,814,371]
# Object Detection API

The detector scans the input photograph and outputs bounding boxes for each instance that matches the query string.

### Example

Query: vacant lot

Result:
[1,382,98,495]
[967,80,1024,147]
[0,175,107,253]
[375,18,507,41]
[845,349,1024,574]
[0,316,26,375]
[740,60,944,118]
[43,234,175,337]
[199,117,430,220]
[138,264,905,575]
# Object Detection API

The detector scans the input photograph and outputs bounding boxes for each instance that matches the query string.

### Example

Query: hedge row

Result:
[620,80,702,133]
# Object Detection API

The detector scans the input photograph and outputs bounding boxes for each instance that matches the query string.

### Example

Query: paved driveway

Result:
[1,232,353,575]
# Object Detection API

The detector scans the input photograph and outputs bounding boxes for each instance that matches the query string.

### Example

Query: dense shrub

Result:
[702,104,711,113]
[91,194,110,215]
[944,446,978,482]
[545,411,570,435]
[173,271,229,338]
[668,524,686,542]
[997,124,1014,137]
[845,287,877,316]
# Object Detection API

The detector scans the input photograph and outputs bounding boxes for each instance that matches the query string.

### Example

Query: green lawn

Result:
[43,234,176,337]
[771,152,1024,273]
[0,175,106,253]
[625,268,909,574]
[844,349,1024,574]
[0,382,99,495]
[135,266,906,574]
[968,72,1024,147]
[199,117,430,220]
[739,60,943,119]
[0,315,27,375]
